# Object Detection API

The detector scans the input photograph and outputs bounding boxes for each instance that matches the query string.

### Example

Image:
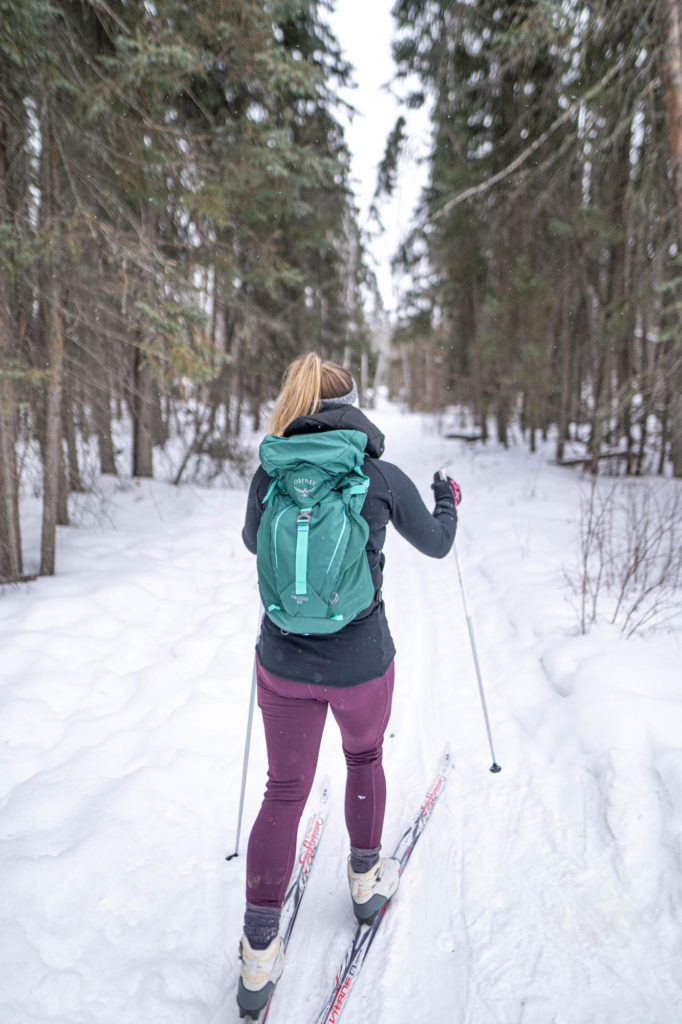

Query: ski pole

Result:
[438,468,501,774]
[226,618,261,861]
[453,540,501,773]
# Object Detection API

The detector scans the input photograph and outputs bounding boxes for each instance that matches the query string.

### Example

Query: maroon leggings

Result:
[246,659,395,908]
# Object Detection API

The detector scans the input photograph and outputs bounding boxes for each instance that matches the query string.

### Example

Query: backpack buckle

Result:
[296,508,312,526]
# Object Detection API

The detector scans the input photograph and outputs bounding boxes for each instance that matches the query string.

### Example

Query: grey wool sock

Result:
[244,902,281,950]
[349,845,381,875]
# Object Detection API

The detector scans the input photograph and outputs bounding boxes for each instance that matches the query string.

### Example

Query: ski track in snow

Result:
[1,403,681,1024]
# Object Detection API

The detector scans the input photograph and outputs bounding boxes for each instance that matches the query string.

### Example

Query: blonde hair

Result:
[267,353,353,436]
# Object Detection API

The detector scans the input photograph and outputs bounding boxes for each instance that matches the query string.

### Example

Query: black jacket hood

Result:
[283,406,385,459]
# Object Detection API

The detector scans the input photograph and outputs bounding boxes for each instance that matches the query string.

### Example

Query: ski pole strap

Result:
[295,508,312,595]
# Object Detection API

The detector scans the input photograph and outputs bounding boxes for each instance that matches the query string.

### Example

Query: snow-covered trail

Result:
[1,404,681,1024]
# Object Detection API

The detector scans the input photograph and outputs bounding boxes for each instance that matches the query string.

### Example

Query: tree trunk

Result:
[496,396,509,448]
[94,375,117,475]
[62,389,84,492]
[39,92,65,576]
[469,276,487,441]
[556,278,572,462]
[360,349,369,406]
[659,383,670,475]
[400,343,412,404]
[0,386,22,579]
[657,0,682,476]
[132,342,154,477]
[151,384,168,446]
[228,316,242,435]
[588,356,608,474]
[40,278,65,575]
[57,434,69,526]
[0,113,22,579]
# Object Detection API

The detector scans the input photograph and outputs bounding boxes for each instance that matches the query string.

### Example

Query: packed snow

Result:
[1,400,681,1024]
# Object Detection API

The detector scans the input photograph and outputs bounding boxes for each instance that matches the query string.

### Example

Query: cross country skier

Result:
[237,352,460,1019]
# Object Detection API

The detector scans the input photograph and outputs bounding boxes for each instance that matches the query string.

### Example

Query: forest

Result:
[2,0,682,582]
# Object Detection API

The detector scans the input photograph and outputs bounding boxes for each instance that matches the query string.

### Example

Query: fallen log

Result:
[444,432,483,442]
[554,450,629,467]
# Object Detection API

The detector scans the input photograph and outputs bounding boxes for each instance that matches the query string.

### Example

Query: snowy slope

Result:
[1,403,681,1024]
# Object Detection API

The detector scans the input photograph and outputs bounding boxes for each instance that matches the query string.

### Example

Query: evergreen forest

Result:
[2,0,682,581]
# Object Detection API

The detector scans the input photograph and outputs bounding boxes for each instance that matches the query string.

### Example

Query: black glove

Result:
[432,472,462,507]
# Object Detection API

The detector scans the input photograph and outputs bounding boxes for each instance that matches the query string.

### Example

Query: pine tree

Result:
[1,0,371,572]
[388,0,682,474]
[0,0,55,578]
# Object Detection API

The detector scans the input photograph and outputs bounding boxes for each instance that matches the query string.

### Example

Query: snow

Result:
[1,401,681,1024]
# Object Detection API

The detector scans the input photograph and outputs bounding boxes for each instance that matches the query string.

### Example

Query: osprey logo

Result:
[293,476,317,499]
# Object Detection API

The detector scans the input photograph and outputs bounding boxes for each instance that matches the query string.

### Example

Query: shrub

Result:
[566,478,682,637]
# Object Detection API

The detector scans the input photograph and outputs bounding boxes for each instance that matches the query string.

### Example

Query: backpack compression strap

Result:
[262,482,314,601]
[295,508,312,596]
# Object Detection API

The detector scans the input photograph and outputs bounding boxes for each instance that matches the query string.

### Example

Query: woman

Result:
[237,353,459,1018]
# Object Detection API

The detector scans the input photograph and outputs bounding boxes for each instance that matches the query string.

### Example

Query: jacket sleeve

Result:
[242,466,271,554]
[374,460,457,558]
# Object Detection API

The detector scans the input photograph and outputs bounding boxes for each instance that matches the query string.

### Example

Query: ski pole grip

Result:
[436,468,461,508]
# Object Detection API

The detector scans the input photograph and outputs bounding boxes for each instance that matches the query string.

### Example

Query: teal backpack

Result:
[256,429,375,634]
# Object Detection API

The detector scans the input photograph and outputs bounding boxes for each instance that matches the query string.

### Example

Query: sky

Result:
[327,0,431,315]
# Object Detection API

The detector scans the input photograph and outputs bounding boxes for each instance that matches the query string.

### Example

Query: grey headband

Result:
[318,377,358,410]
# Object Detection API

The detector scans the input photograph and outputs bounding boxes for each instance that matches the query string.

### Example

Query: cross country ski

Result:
[237,776,330,1022]
[313,749,453,1024]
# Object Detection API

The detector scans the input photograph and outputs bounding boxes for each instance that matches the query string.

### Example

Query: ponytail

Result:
[268,353,322,436]
[267,353,354,436]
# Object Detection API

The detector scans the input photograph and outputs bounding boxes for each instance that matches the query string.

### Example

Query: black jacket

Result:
[242,406,457,685]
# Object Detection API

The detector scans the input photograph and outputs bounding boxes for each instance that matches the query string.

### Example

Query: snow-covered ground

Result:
[1,401,681,1024]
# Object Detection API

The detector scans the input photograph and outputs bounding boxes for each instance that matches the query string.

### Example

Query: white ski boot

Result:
[347,857,400,924]
[237,933,284,1020]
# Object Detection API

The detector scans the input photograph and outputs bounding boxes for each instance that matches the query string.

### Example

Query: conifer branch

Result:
[433,60,625,218]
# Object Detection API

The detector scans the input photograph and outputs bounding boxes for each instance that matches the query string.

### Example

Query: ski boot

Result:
[237,933,284,1021]
[347,857,400,925]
